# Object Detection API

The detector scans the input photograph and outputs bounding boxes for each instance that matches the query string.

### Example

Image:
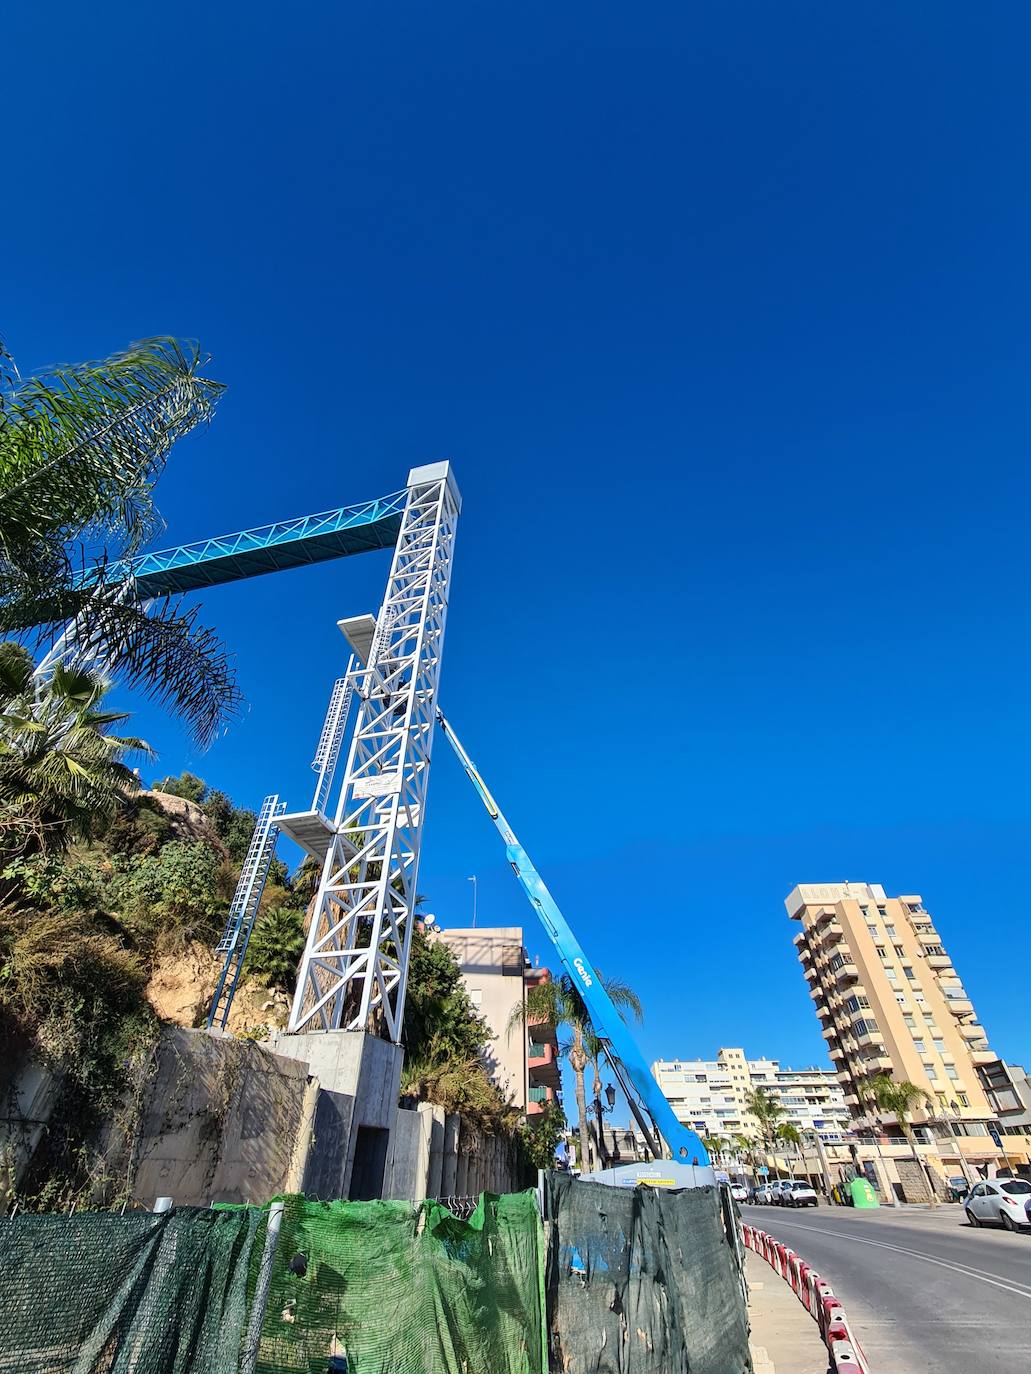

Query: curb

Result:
[742,1224,870,1374]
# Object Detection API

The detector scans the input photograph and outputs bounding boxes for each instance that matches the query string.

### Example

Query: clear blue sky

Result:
[6,3,1031,1076]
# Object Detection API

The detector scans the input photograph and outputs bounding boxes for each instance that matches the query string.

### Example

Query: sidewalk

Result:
[745,1251,828,1374]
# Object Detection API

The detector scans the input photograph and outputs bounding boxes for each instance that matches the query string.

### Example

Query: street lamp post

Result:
[594,1082,616,1169]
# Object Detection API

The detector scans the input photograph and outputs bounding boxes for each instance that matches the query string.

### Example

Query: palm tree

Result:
[776,1122,802,1179]
[508,971,641,1174]
[871,1075,938,1206]
[0,645,150,866]
[0,336,237,746]
[702,1134,727,1167]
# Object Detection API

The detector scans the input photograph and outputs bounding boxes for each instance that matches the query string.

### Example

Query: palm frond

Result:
[0,338,224,570]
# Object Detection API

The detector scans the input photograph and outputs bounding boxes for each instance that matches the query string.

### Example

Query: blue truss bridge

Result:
[92,489,406,598]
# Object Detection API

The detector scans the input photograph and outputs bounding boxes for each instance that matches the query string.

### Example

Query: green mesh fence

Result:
[0,1206,261,1373]
[254,1192,548,1374]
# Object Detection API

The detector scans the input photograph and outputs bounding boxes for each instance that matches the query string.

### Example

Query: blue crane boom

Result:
[435,709,712,1174]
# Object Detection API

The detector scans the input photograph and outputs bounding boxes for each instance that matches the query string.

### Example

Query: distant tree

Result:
[776,1122,802,1178]
[871,1074,938,1206]
[702,1134,727,1165]
[152,771,208,803]
[745,1086,786,1149]
[508,972,642,1175]
[0,644,149,862]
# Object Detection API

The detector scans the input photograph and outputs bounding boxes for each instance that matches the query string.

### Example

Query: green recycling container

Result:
[850,1177,879,1208]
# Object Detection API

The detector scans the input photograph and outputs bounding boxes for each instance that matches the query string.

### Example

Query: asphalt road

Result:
[741,1202,1031,1374]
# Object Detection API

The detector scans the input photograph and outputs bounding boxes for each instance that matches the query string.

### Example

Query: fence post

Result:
[240,1201,286,1374]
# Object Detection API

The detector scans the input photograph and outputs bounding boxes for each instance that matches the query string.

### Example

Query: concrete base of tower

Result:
[272,1029,404,1201]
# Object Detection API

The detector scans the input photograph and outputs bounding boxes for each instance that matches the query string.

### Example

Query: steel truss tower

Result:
[288,462,461,1039]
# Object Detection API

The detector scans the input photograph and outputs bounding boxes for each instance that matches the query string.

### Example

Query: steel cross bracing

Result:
[288,463,460,1039]
[207,794,286,1029]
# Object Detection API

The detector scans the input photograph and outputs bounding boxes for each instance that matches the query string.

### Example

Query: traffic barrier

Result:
[743,1225,871,1374]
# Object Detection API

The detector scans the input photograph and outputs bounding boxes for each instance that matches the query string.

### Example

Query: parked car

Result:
[751,1181,775,1204]
[965,1178,1031,1231]
[769,1180,794,1205]
[781,1180,819,1208]
[729,1183,748,1204]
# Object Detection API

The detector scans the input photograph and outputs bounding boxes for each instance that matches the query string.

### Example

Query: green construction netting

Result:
[0,1206,261,1374]
[254,1192,548,1374]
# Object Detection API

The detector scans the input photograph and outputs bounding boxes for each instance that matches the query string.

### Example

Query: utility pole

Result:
[468,874,478,927]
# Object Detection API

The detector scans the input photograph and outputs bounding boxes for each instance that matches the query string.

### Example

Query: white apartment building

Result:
[651,1047,850,1141]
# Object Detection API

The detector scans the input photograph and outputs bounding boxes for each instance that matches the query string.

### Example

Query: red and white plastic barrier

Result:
[742,1224,870,1374]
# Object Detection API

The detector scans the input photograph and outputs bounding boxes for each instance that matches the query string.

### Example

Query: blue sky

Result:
[6,3,1031,1077]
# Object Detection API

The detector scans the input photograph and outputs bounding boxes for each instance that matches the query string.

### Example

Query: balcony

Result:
[863,1054,893,1073]
[833,962,860,985]
[855,1027,884,1048]
[944,994,974,1015]
[926,953,953,970]
[821,1025,838,1041]
[828,1044,846,1062]
[971,1046,996,1065]
[817,921,844,945]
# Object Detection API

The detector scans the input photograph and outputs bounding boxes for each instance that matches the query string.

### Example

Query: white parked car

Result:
[965,1178,1031,1231]
[751,1181,775,1204]
[769,1180,795,1205]
[781,1180,819,1208]
[729,1183,748,1203]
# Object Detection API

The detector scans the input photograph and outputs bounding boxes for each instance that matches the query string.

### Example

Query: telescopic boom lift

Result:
[435,710,713,1182]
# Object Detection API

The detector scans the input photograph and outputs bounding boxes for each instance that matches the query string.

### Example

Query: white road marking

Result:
[765,1217,1031,1300]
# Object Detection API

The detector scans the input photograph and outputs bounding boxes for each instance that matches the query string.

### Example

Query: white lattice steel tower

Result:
[287,462,461,1039]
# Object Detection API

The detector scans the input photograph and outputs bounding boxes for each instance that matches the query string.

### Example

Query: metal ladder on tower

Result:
[311,676,354,815]
[207,794,287,1029]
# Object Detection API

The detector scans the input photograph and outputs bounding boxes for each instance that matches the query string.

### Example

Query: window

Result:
[859,905,869,917]
[876,946,888,961]
[1002,1181,1031,1196]
[903,1014,916,1028]
[925,1065,938,1080]
[886,924,897,937]
[894,943,904,956]
[914,992,925,1004]
[913,1040,926,1053]
[946,1067,960,1081]
[957,1093,969,1107]
[933,1039,945,1055]
[469,989,483,1007]
[867,925,878,938]
[924,944,944,957]
[895,994,908,1006]
[877,905,887,917]
[923,1013,936,1025]
[904,966,918,981]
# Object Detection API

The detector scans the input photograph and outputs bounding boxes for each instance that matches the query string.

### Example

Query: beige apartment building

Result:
[652,1049,850,1142]
[786,882,1024,1197]
[439,926,560,1115]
